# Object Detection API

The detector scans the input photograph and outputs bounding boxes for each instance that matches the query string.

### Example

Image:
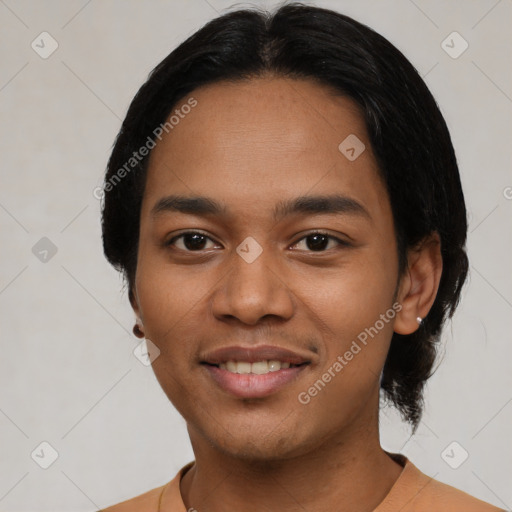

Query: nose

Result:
[211,244,295,326]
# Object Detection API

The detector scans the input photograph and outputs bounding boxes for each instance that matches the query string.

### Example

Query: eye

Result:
[291,231,350,252]
[165,230,349,253]
[166,231,219,251]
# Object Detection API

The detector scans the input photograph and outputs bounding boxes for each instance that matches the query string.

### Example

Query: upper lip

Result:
[201,345,312,365]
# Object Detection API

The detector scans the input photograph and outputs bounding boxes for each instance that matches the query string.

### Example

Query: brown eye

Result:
[305,234,330,251]
[292,232,350,252]
[167,232,217,251]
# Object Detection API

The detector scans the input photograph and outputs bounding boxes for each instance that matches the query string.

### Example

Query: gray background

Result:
[0,0,511,510]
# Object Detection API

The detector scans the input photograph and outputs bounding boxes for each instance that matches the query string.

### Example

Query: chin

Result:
[193,415,318,463]
[215,435,300,462]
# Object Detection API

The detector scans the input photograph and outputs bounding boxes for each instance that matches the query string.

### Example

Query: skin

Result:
[130,75,442,512]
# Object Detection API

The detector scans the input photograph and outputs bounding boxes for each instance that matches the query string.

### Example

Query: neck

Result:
[180,418,403,512]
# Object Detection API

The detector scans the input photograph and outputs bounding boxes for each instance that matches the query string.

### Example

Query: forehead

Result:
[150,75,368,163]
[143,76,390,225]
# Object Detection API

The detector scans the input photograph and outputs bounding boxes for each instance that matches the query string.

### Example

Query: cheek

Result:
[135,250,209,338]
[298,250,397,336]
[133,274,200,402]
[135,266,203,410]
[294,249,397,401]
[296,274,395,425]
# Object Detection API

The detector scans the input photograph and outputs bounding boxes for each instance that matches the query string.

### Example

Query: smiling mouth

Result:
[200,345,313,397]
[204,360,307,375]
[202,361,310,399]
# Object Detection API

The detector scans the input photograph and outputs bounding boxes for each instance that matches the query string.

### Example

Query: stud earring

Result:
[416,316,423,325]
[133,320,145,338]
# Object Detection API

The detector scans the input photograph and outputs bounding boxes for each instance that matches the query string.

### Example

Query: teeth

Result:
[236,362,251,374]
[252,361,269,374]
[226,361,237,372]
[218,360,292,374]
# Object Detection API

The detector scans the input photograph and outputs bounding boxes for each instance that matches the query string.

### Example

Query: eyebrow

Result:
[150,194,371,222]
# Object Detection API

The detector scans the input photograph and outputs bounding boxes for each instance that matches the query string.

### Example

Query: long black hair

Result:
[101,2,468,430]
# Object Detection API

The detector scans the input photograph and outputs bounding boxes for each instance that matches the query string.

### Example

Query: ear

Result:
[129,286,140,316]
[394,232,443,335]
[129,286,145,338]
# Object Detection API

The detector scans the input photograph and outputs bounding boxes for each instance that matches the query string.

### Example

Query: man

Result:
[99,3,503,511]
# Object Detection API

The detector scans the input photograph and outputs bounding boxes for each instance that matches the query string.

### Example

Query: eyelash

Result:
[165,230,350,252]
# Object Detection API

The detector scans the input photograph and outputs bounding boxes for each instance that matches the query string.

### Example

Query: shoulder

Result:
[97,483,168,512]
[415,476,504,511]
[97,461,194,512]
[395,459,505,512]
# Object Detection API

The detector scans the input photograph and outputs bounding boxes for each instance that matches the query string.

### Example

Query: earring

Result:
[416,316,423,325]
[133,321,145,338]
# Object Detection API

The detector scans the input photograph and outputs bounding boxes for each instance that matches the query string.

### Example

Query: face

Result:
[132,76,402,461]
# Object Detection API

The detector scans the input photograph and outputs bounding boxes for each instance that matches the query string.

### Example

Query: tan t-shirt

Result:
[99,455,504,512]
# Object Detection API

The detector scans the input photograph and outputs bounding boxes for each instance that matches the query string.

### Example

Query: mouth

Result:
[207,360,304,374]
[200,345,312,398]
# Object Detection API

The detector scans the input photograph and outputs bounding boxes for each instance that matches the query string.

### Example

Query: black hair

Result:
[101,2,468,430]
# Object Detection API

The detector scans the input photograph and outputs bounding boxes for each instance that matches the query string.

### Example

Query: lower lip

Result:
[203,364,307,399]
